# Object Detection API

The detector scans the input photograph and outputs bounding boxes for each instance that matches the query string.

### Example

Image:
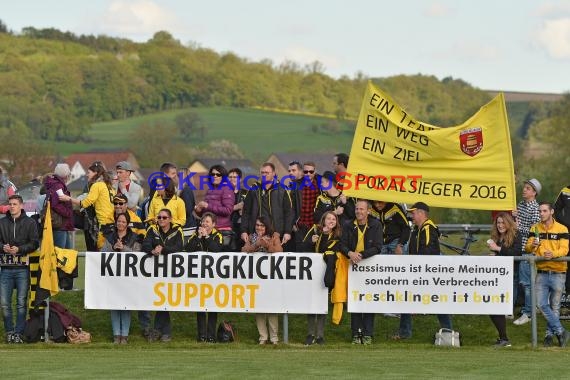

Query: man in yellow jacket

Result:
[525,201,570,347]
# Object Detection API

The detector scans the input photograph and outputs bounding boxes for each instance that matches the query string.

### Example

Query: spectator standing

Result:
[242,216,283,344]
[114,161,142,212]
[392,202,452,340]
[340,200,382,345]
[314,171,355,228]
[513,178,541,326]
[525,202,570,347]
[44,163,75,290]
[370,201,410,255]
[0,167,17,218]
[0,195,39,343]
[554,184,570,292]
[186,212,223,342]
[487,212,521,347]
[292,162,321,252]
[147,180,186,228]
[59,161,115,250]
[101,212,142,344]
[194,165,234,250]
[141,208,184,342]
[229,168,248,251]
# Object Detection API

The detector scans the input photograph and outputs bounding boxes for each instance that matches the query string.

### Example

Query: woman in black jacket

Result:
[487,212,521,347]
[186,212,223,342]
[141,208,184,342]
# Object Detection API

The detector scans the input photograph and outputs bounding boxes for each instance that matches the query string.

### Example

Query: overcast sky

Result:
[2,0,569,93]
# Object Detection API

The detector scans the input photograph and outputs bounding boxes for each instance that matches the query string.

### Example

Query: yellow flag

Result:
[343,82,516,210]
[55,247,78,274]
[39,202,59,296]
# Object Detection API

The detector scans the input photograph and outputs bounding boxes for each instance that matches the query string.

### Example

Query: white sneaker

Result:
[513,314,531,325]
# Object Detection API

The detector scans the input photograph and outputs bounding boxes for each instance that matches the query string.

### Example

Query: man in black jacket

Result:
[393,202,452,340]
[241,163,293,247]
[0,195,40,344]
[340,199,382,345]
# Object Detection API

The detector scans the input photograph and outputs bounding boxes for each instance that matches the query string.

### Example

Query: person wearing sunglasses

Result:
[194,165,235,250]
[110,194,146,239]
[186,212,223,342]
[141,208,184,343]
[291,162,322,252]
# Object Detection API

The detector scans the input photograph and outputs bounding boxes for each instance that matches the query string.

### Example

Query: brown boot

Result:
[120,336,128,344]
[113,335,121,344]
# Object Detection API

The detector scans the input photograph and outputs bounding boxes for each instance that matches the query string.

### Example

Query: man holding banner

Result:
[392,202,452,340]
[0,195,39,344]
[340,199,382,345]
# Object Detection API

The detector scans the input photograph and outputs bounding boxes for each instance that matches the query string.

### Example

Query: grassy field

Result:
[6,232,567,378]
[54,107,354,159]
[53,102,530,161]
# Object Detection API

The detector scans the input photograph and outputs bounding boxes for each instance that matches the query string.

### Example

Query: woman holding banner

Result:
[185,212,223,342]
[242,216,282,344]
[101,212,142,344]
[487,212,521,347]
[303,211,341,345]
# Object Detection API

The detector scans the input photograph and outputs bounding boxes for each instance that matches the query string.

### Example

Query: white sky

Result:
[2,0,569,93]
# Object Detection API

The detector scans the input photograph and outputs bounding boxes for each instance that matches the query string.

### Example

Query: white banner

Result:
[85,251,328,314]
[348,255,513,314]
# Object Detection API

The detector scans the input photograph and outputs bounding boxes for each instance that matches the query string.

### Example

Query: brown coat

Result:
[242,232,283,253]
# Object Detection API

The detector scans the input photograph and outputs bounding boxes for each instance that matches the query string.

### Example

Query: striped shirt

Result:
[516,199,540,254]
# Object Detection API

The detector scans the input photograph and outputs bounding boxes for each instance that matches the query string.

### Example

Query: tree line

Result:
[1,24,491,143]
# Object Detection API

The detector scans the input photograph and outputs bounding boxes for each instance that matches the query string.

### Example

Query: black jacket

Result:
[340,218,382,258]
[371,202,411,244]
[409,219,440,255]
[0,212,40,266]
[241,182,293,236]
[554,186,570,229]
[185,228,223,252]
[141,224,184,255]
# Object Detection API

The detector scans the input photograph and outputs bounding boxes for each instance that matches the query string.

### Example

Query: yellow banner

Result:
[343,82,516,210]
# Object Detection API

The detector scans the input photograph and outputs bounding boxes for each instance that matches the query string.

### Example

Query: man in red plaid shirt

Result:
[292,162,321,252]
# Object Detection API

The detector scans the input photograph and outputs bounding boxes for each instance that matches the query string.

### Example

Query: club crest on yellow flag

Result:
[343,82,516,210]
[39,202,60,296]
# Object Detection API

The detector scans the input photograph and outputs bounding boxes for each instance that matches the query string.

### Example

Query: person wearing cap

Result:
[513,178,541,326]
[110,193,146,239]
[114,161,142,212]
[392,202,452,340]
[525,202,570,347]
[340,199,382,345]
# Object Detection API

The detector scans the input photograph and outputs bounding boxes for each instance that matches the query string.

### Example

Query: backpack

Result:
[217,321,237,343]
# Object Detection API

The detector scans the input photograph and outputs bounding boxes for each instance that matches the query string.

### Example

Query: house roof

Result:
[187,159,257,175]
[64,151,139,172]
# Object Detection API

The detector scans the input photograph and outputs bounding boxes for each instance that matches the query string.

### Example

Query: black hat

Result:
[408,202,429,212]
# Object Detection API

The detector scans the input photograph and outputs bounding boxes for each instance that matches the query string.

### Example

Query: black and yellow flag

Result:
[39,202,59,296]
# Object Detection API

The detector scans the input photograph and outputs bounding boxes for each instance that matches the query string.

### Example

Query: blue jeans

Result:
[398,314,452,338]
[53,230,72,249]
[138,310,151,330]
[536,272,566,337]
[519,256,532,315]
[0,268,30,335]
[111,310,132,336]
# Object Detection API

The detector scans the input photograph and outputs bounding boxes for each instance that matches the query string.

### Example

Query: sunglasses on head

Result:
[157,215,170,220]
[113,202,126,206]
[304,170,315,174]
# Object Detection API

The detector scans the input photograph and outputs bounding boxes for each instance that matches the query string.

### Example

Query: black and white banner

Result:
[85,251,328,313]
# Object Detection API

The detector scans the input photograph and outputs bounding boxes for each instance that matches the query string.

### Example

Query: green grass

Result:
[4,232,570,378]
[54,107,354,159]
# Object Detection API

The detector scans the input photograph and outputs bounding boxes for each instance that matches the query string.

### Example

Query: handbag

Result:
[40,193,65,230]
[66,327,92,344]
[216,321,237,343]
[434,328,460,347]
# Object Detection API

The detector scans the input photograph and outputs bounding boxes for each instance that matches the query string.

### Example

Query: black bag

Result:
[40,193,64,230]
[217,321,236,343]
[220,230,236,251]
[23,309,67,343]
